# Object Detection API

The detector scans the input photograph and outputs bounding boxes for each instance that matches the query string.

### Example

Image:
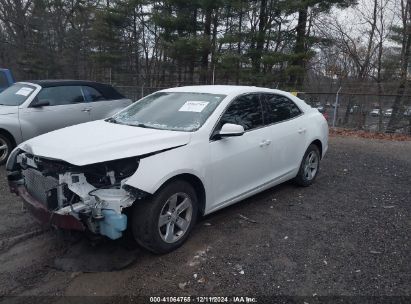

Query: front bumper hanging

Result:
[9,180,85,231]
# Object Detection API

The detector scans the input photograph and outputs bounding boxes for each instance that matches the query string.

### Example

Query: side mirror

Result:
[31,100,50,108]
[218,123,245,138]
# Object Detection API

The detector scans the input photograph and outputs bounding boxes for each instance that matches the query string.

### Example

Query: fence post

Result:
[141,83,145,99]
[332,86,342,128]
[212,64,215,85]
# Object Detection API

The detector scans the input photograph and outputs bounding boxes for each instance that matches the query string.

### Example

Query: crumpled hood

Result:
[0,106,18,115]
[19,120,191,166]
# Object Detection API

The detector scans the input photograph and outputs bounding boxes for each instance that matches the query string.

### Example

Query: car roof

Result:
[19,80,126,100]
[160,85,288,95]
[24,80,108,88]
[159,85,311,112]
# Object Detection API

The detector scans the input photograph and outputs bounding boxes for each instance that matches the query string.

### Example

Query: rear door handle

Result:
[82,108,92,113]
[298,128,306,134]
[259,140,272,147]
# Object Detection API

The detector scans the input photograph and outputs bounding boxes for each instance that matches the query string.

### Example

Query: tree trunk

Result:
[290,5,308,88]
[387,0,410,133]
[236,1,243,85]
[251,0,267,77]
[200,6,212,84]
[211,10,219,85]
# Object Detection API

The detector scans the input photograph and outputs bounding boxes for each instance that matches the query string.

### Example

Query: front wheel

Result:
[132,180,198,254]
[0,134,12,165]
[294,144,320,187]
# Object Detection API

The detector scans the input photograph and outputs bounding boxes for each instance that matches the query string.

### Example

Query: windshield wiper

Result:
[106,117,119,124]
[129,122,163,130]
[107,119,156,129]
[135,123,151,128]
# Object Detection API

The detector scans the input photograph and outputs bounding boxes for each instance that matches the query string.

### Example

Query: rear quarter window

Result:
[94,84,125,100]
[82,86,106,102]
[263,94,302,124]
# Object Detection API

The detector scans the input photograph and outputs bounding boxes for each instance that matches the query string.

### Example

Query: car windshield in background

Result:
[0,83,36,106]
[110,92,226,131]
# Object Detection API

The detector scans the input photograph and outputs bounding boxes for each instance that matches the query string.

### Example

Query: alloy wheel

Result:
[304,151,319,181]
[158,192,193,243]
[0,137,9,163]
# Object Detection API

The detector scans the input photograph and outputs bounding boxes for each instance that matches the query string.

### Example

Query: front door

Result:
[208,93,273,212]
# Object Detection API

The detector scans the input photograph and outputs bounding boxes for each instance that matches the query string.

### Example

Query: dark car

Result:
[0,69,15,93]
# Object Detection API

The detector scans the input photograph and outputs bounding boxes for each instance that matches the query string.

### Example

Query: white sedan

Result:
[370,108,381,116]
[7,85,328,253]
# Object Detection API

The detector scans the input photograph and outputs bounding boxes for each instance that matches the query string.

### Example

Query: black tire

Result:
[294,144,321,187]
[0,133,12,166]
[132,180,198,254]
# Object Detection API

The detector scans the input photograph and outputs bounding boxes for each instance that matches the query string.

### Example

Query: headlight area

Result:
[9,152,147,240]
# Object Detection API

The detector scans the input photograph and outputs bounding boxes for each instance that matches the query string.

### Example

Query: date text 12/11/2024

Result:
[149,296,257,303]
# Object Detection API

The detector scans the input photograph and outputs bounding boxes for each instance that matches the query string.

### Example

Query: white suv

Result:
[7,85,328,253]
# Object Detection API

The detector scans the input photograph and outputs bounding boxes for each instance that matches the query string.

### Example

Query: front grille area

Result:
[23,168,59,209]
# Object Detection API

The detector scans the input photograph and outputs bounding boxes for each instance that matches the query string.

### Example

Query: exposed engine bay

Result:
[9,151,148,240]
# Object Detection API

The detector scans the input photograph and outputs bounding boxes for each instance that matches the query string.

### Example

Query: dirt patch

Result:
[0,136,410,298]
[54,238,140,272]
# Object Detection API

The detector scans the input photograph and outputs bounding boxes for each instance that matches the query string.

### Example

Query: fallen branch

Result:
[238,214,257,224]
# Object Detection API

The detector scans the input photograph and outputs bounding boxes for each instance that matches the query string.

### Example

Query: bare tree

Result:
[385,0,411,133]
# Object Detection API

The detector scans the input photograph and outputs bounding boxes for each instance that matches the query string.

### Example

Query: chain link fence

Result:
[116,85,167,101]
[297,91,411,134]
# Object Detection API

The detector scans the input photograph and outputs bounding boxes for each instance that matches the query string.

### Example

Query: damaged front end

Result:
[7,149,148,240]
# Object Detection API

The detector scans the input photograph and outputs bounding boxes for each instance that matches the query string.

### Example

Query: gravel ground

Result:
[0,135,410,301]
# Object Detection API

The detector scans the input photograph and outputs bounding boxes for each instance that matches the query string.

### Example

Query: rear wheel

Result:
[0,134,12,165]
[132,180,198,254]
[294,144,320,187]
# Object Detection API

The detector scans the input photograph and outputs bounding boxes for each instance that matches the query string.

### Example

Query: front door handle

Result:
[298,128,306,134]
[82,108,92,113]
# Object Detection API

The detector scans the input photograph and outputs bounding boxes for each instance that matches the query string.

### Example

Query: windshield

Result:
[110,92,226,131]
[0,83,36,106]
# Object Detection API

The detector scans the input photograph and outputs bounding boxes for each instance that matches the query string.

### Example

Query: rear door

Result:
[261,93,307,178]
[83,86,130,121]
[19,85,90,141]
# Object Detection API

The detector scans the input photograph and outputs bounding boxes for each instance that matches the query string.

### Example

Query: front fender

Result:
[125,145,207,195]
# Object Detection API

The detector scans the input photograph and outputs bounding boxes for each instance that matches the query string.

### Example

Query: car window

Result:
[82,86,105,102]
[218,94,264,131]
[262,94,301,124]
[36,86,85,106]
[0,83,36,106]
